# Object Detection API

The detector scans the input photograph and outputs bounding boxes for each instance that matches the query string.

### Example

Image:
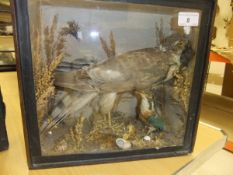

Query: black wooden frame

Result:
[11,0,216,169]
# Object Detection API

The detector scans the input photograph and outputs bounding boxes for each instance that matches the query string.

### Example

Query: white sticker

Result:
[178,12,200,27]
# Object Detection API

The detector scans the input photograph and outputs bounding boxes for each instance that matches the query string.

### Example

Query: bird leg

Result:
[99,92,117,127]
[112,93,122,112]
[103,112,112,127]
[108,112,112,127]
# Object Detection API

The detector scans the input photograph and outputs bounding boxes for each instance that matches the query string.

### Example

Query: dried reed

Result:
[173,70,191,111]
[70,116,85,150]
[155,18,165,46]
[32,15,65,121]
[99,31,116,59]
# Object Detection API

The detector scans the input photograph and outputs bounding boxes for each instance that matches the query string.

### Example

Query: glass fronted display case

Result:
[12,0,216,169]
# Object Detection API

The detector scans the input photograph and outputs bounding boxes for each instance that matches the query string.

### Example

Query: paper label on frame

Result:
[178,12,200,26]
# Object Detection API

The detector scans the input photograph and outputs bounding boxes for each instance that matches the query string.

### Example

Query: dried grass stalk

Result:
[110,31,116,57]
[70,116,85,150]
[99,36,110,58]
[173,71,190,111]
[32,15,65,120]
[155,18,165,46]
[99,31,116,59]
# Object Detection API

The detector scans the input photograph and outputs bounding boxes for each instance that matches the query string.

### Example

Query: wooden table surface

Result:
[0,72,225,175]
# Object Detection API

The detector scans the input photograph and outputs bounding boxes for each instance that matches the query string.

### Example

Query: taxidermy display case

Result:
[11,0,216,169]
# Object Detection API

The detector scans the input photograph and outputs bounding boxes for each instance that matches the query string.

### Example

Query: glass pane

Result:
[27,0,201,156]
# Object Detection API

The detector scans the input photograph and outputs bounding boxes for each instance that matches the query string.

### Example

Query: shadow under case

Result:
[11,0,216,169]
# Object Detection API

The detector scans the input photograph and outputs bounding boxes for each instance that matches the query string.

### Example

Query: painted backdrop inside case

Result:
[28,0,200,155]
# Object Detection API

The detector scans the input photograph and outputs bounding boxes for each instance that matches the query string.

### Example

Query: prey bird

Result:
[135,91,165,132]
[40,32,194,134]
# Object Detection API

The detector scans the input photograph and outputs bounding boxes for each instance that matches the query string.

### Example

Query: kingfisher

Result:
[135,91,165,131]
